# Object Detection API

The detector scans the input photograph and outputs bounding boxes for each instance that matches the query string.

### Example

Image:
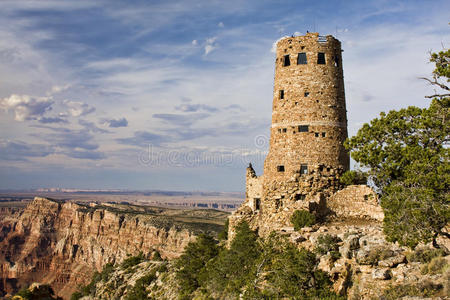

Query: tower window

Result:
[277,165,285,172]
[279,90,284,99]
[300,164,308,174]
[304,92,310,97]
[283,55,290,66]
[297,52,307,64]
[278,128,282,133]
[298,125,309,132]
[317,52,326,64]
[254,198,261,210]
[282,128,287,133]
[315,132,319,137]
[322,132,326,137]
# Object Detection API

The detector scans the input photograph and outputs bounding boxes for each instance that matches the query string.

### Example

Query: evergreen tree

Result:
[345,49,449,248]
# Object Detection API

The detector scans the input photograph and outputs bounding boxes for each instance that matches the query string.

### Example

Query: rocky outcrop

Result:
[0,197,220,299]
[286,221,449,299]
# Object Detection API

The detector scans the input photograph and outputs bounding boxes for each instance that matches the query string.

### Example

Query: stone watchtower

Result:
[264,33,349,182]
[230,33,351,237]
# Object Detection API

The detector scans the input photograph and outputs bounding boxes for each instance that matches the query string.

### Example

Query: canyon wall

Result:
[0,197,216,299]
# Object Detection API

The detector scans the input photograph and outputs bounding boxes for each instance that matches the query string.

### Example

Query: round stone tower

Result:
[263,32,349,184]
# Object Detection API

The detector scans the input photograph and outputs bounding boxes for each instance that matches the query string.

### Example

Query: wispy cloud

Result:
[102,117,128,128]
[116,131,169,147]
[204,37,218,55]
[63,100,95,117]
[153,113,211,127]
[174,103,219,113]
[0,139,53,161]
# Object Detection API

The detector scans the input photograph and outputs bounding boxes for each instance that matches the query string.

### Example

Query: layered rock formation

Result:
[0,197,224,299]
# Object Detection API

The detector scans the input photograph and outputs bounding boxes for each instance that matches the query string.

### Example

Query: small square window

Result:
[304,92,310,97]
[315,132,319,137]
[278,128,282,133]
[300,164,308,174]
[283,55,290,66]
[317,52,326,64]
[297,52,307,64]
[298,125,309,132]
[279,90,284,99]
[322,132,326,137]
[277,165,285,172]
[282,128,287,133]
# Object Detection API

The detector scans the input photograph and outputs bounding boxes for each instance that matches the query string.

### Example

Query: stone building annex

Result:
[229,32,383,238]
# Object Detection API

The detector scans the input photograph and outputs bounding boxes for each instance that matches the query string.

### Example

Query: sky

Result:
[0,0,448,192]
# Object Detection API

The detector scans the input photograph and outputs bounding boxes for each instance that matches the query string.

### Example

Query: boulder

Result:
[372,268,392,280]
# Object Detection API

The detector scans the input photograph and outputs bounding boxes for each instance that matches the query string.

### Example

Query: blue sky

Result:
[0,0,449,191]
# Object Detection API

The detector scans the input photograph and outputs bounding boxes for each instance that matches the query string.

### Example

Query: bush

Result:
[72,262,117,298]
[407,247,446,263]
[70,292,82,300]
[175,234,219,296]
[316,234,341,262]
[121,252,145,270]
[217,218,229,241]
[152,250,162,261]
[421,257,449,275]
[202,222,260,296]
[291,210,316,231]
[125,271,157,300]
[339,170,367,186]
[382,281,445,299]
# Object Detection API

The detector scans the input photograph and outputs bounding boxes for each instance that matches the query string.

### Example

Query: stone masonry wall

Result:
[327,185,384,221]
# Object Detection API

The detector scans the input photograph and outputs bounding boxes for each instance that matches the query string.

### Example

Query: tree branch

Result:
[419,77,450,91]
[425,93,450,98]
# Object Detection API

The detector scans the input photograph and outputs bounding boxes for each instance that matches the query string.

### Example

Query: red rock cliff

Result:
[0,197,203,299]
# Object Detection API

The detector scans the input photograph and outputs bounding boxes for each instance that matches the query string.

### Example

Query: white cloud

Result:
[218,22,224,28]
[0,94,53,121]
[192,39,198,46]
[204,37,217,55]
[47,84,71,95]
[63,100,95,117]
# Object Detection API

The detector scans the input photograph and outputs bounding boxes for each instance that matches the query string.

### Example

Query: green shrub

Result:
[291,210,316,231]
[382,281,445,299]
[16,288,33,299]
[407,247,446,263]
[152,250,162,261]
[125,271,157,300]
[122,252,145,270]
[421,256,449,275]
[72,262,118,298]
[316,234,341,262]
[339,170,367,186]
[217,218,229,241]
[175,234,219,296]
[70,292,82,300]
